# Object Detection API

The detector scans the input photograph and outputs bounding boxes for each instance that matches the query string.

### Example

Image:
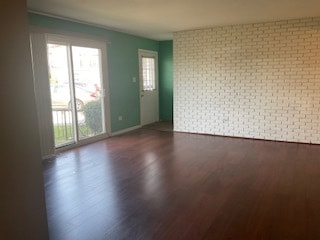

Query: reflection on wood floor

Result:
[43,128,320,240]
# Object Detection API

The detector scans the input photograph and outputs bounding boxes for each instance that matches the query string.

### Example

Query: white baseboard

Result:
[111,125,141,136]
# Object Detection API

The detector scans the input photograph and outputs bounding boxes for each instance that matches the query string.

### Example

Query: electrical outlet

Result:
[132,77,136,82]
[118,116,123,121]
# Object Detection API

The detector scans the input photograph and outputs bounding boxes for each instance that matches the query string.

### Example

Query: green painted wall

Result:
[159,41,173,121]
[28,13,159,132]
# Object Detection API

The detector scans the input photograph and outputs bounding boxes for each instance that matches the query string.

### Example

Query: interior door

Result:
[139,50,159,126]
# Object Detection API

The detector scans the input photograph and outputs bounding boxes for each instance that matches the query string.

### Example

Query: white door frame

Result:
[30,31,111,156]
[47,34,111,151]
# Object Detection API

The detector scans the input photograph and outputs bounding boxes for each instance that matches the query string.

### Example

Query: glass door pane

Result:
[47,43,75,147]
[71,46,105,140]
[142,57,156,91]
[46,35,108,149]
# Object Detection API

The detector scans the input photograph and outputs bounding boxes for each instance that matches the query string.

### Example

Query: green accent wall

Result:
[159,41,173,121]
[29,13,159,132]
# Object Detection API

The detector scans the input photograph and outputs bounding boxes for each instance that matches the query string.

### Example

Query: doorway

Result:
[31,32,110,156]
[138,49,159,126]
[47,35,108,148]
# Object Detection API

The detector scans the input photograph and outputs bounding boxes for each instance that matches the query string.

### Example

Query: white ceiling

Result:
[27,0,320,40]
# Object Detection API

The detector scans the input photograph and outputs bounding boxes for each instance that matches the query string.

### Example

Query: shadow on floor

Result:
[142,121,173,132]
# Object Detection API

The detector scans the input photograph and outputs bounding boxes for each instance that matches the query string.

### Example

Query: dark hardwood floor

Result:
[142,121,173,132]
[43,129,320,240]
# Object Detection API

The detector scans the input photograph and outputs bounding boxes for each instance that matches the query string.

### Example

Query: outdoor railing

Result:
[52,109,94,146]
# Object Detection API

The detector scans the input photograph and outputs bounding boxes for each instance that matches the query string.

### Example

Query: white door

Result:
[139,50,159,126]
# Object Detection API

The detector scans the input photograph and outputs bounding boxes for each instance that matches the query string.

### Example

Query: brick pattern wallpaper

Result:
[174,17,320,144]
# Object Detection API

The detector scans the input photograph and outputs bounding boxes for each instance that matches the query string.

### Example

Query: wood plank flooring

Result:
[43,129,320,240]
[142,121,173,132]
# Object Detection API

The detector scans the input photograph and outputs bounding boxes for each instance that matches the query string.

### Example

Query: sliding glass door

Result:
[47,36,107,148]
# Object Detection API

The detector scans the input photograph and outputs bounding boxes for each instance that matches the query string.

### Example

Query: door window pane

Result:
[142,57,155,91]
[71,46,104,139]
[47,41,106,148]
[47,43,75,147]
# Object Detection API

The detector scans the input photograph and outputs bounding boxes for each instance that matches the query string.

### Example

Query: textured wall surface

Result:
[174,17,320,144]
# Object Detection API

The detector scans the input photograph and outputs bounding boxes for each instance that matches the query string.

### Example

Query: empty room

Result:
[2,0,320,240]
